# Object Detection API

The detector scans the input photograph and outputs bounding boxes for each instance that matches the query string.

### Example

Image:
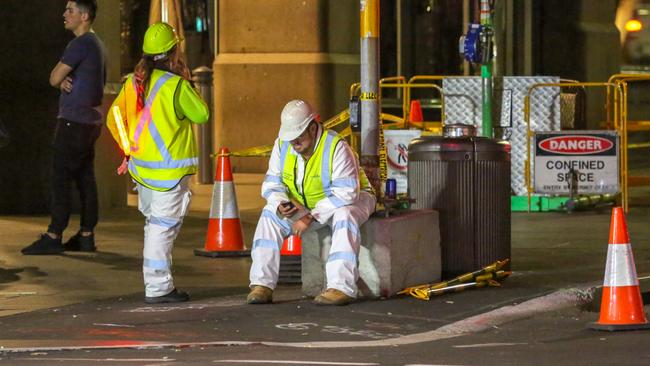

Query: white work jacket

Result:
[262,124,361,223]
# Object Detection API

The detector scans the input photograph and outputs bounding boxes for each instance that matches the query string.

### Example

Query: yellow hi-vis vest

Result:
[120,70,199,191]
[280,129,374,209]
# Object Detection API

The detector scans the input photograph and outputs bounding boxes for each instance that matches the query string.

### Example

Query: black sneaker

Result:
[63,232,96,252]
[21,234,63,255]
[144,289,190,304]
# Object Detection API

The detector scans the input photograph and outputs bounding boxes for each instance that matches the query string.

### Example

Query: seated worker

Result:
[247,99,376,306]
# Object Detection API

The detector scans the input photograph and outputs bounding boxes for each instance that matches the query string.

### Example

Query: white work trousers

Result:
[137,176,192,297]
[249,191,376,297]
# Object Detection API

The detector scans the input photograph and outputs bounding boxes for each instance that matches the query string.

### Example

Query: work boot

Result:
[63,231,96,252]
[313,288,354,306]
[144,289,190,304]
[246,285,273,304]
[21,234,63,255]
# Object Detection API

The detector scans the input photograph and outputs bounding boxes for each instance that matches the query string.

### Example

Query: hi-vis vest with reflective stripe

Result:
[123,70,199,191]
[280,129,373,209]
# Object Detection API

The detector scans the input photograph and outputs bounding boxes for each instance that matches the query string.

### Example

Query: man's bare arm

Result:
[49,62,73,89]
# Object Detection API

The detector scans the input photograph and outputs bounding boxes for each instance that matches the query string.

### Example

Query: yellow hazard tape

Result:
[360,92,378,100]
[324,109,350,129]
[378,117,388,185]
[212,145,273,158]
[214,107,399,177]
[212,109,352,158]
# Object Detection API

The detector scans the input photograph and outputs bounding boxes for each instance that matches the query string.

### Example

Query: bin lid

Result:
[409,136,509,153]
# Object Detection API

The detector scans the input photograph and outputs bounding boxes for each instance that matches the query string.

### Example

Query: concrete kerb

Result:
[0,285,598,354]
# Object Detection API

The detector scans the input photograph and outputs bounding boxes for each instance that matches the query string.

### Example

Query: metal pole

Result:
[192,66,214,184]
[462,0,470,76]
[161,0,168,23]
[360,0,381,193]
[480,0,493,138]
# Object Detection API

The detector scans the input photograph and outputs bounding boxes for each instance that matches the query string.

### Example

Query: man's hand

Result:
[117,157,129,175]
[277,201,298,218]
[291,214,314,236]
[60,77,73,93]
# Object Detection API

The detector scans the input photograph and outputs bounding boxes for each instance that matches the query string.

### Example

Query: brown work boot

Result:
[313,288,354,306]
[246,285,273,304]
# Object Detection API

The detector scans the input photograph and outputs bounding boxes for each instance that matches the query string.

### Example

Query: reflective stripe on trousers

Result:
[137,175,192,297]
[249,191,376,297]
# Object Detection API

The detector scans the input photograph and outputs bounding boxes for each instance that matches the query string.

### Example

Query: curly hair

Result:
[133,46,190,112]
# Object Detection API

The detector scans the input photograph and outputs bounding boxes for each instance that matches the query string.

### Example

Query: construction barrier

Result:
[399,259,510,301]
[589,207,650,331]
[194,147,249,258]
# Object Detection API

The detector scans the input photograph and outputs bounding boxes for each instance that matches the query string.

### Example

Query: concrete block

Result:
[302,209,441,298]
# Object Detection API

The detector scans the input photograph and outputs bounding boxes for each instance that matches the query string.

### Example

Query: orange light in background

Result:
[625,19,643,32]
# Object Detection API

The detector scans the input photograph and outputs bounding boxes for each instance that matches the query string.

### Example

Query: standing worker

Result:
[248,99,376,306]
[106,22,209,304]
[22,0,106,255]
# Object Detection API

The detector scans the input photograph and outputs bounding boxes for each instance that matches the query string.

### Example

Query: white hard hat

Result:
[278,99,320,141]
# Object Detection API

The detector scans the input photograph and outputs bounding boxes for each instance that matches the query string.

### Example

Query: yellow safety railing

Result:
[349,75,457,134]
[524,82,626,211]
[607,74,650,192]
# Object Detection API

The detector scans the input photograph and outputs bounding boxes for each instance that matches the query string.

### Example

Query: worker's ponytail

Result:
[134,57,154,113]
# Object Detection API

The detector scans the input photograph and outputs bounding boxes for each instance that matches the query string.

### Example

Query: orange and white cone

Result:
[280,234,302,256]
[589,207,650,331]
[279,234,302,284]
[194,147,249,258]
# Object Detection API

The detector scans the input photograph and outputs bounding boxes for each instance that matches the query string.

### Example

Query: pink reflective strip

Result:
[130,73,173,153]
[131,108,152,151]
[603,243,638,287]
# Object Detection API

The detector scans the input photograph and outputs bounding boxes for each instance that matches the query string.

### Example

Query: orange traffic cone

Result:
[280,234,302,256]
[409,99,423,123]
[194,147,250,258]
[279,234,302,284]
[589,207,650,331]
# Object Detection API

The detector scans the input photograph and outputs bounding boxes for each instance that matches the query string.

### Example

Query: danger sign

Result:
[534,131,619,194]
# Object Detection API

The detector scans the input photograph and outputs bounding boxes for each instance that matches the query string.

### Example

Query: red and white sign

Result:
[534,131,619,194]
[538,135,614,155]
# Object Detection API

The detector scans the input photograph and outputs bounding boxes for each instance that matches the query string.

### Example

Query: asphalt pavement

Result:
[1,171,650,365]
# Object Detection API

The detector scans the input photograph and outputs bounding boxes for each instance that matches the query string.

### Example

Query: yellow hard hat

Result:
[143,22,179,55]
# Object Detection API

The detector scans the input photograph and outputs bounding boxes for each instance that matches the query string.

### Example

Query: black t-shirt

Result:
[58,32,107,124]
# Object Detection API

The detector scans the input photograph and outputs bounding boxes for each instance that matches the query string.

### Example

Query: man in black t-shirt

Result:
[22,0,107,255]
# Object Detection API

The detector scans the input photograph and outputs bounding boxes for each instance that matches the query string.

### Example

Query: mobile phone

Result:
[281,201,295,210]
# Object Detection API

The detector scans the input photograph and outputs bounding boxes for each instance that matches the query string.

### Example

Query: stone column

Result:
[213,0,360,172]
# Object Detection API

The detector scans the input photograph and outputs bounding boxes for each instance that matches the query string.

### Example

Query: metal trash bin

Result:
[408,135,511,277]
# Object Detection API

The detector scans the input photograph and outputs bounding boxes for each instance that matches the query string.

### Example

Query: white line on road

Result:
[453,342,527,348]
[213,361,379,365]
[16,358,175,362]
[92,323,136,328]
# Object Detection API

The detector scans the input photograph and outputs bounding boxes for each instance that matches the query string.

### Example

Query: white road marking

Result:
[213,361,379,365]
[92,323,136,328]
[16,358,175,362]
[453,342,527,348]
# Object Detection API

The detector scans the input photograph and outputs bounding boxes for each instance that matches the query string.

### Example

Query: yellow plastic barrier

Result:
[524,82,625,211]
